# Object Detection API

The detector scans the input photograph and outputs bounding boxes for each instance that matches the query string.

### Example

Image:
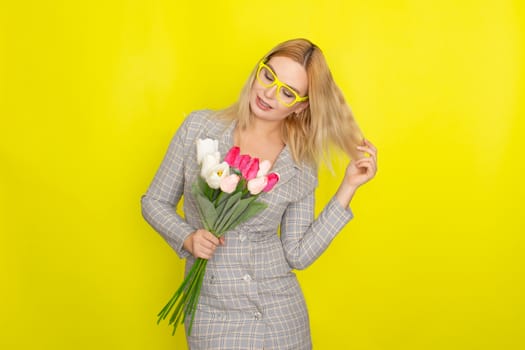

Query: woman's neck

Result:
[234,118,285,163]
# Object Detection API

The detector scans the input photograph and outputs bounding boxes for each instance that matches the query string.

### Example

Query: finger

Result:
[195,231,218,248]
[203,231,220,246]
[193,232,216,249]
[356,154,377,165]
[357,145,377,159]
[363,139,377,153]
[355,158,377,174]
[198,240,216,251]
[219,236,226,245]
[355,157,375,167]
[196,244,215,259]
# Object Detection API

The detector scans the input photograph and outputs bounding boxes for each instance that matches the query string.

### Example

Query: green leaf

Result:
[215,196,229,219]
[215,190,231,208]
[239,201,267,221]
[215,196,257,233]
[195,193,218,231]
[195,176,215,200]
[196,176,207,193]
[222,201,267,233]
[213,191,242,233]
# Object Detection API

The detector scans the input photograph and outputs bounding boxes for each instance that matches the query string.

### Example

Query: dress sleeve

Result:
[280,192,354,270]
[140,115,196,259]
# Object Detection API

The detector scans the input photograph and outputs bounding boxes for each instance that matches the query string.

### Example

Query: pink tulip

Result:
[263,172,280,192]
[224,146,241,167]
[237,155,251,172]
[242,158,260,180]
[257,160,272,177]
[247,176,268,195]
[220,174,240,193]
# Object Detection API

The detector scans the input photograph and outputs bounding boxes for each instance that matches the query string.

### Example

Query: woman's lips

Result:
[256,96,272,111]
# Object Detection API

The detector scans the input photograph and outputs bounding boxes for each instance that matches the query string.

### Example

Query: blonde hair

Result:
[214,38,364,167]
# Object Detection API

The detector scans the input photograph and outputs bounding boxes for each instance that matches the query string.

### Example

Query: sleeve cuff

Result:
[176,230,193,259]
[327,196,354,227]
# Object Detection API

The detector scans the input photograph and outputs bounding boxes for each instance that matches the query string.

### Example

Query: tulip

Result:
[200,152,220,179]
[242,158,260,180]
[224,146,241,167]
[257,160,272,177]
[220,174,240,193]
[204,162,230,189]
[237,155,251,172]
[247,176,268,195]
[196,138,218,165]
[263,172,279,192]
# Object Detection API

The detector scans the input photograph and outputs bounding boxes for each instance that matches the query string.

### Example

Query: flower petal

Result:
[247,176,268,195]
[205,162,230,189]
[237,155,251,173]
[224,146,241,167]
[197,138,218,164]
[220,174,240,193]
[257,160,272,177]
[243,158,260,180]
[263,172,279,192]
[200,152,220,178]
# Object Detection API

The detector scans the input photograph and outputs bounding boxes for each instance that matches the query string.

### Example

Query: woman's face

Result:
[249,55,309,122]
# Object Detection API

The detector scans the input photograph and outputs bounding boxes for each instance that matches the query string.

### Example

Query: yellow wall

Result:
[1,1,523,349]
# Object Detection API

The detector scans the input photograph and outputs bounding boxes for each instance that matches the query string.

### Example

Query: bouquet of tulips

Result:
[157,138,280,336]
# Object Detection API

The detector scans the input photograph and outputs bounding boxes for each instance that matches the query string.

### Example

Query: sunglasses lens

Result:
[257,66,275,87]
[278,86,297,106]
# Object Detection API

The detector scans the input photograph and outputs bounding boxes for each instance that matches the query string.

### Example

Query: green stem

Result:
[167,259,205,325]
[157,259,202,322]
[168,259,207,335]
[183,260,207,320]
[186,261,207,336]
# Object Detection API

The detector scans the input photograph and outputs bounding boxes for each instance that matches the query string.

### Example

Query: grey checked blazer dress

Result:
[141,110,354,349]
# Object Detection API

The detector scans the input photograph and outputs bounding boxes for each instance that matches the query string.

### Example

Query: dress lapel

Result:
[269,145,299,189]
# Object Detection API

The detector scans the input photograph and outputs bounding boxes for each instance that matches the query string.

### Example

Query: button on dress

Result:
[141,110,354,349]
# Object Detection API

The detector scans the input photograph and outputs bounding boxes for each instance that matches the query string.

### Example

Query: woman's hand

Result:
[345,139,378,188]
[183,229,225,259]
[335,139,378,207]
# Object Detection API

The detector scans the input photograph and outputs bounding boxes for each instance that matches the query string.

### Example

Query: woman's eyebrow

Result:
[267,62,302,94]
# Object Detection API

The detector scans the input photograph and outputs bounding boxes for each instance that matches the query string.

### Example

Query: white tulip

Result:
[204,162,230,189]
[200,152,220,178]
[196,138,218,165]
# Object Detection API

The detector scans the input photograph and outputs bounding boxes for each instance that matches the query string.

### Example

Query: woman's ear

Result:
[294,101,309,114]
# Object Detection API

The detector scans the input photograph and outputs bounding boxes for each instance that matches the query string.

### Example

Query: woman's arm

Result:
[140,116,196,259]
[280,139,378,269]
[335,139,378,207]
[280,192,354,270]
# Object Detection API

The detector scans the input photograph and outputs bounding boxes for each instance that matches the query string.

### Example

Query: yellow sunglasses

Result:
[256,61,309,107]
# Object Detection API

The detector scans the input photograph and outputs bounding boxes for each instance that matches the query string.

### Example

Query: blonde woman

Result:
[142,38,377,349]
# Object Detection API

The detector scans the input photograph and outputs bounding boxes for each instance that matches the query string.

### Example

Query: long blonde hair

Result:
[214,38,364,167]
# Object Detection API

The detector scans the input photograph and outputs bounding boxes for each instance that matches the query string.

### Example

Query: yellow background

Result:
[1,1,524,349]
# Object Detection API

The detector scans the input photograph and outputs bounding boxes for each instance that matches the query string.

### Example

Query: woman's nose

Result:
[263,84,278,99]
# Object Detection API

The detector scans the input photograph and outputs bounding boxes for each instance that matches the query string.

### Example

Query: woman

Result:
[141,38,377,349]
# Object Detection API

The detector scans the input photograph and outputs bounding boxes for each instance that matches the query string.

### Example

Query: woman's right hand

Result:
[183,229,225,259]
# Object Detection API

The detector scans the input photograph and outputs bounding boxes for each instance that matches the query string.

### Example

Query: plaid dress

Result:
[141,110,354,349]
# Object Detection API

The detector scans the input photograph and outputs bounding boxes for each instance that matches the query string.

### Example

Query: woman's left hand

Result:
[343,139,378,189]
